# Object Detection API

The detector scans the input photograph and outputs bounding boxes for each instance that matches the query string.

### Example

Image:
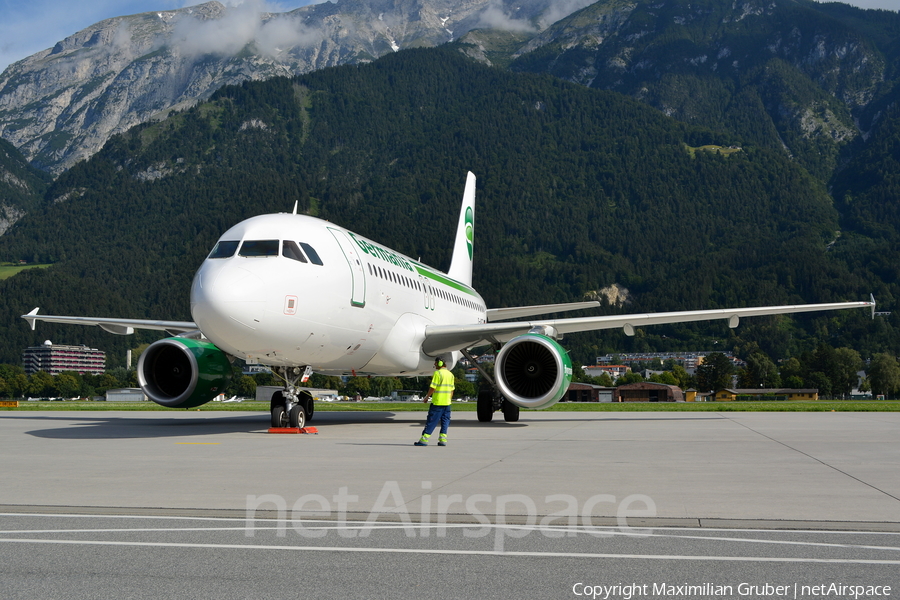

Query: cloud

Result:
[477,2,537,33]
[538,0,598,29]
[169,0,322,58]
[476,0,601,34]
[0,0,321,73]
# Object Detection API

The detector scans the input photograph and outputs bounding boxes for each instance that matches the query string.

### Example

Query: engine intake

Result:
[495,333,572,410]
[137,338,232,408]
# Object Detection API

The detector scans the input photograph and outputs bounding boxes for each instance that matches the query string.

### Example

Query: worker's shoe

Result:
[437,441,446,446]
[414,441,427,446]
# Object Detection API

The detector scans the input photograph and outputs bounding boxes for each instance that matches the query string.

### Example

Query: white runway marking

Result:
[1,536,898,564]
[2,513,900,565]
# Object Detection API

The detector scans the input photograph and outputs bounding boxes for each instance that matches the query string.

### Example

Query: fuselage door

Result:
[328,228,366,308]
[420,275,435,311]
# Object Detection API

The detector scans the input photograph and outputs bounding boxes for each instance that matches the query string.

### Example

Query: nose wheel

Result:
[271,404,289,428]
[289,403,307,428]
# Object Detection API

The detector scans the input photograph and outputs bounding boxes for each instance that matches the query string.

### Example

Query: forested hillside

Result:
[0,48,890,367]
[0,139,48,235]
[505,0,900,182]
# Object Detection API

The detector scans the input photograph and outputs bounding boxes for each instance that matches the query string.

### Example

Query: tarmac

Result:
[1,409,899,530]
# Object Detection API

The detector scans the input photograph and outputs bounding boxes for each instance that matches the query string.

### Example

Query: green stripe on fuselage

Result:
[345,229,480,301]
[414,264,478,297]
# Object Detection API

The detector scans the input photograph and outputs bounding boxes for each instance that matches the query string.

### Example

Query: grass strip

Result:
[2,400,898,412]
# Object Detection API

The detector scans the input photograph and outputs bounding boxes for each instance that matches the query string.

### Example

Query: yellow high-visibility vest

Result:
[430,368,455,406]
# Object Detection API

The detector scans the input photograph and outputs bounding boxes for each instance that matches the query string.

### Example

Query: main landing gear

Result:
[476,390,519,423]
[270,366,315,429]
[463,348,519,423]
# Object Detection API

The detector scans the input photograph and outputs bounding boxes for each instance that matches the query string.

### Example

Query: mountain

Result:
[501,0,900,180]
[0,49,885,366]
[0,0,593,175]
[0,138,50,235]
[3,0,896,184]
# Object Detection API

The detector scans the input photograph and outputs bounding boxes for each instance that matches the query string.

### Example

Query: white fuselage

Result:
[189,213,486,376]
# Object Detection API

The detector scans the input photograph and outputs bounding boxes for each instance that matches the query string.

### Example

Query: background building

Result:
[565,383,615,402]
[616,382,684,402]
[23,340,106,375]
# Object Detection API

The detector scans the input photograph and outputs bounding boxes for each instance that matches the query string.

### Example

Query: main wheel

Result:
[271,405,288,428]
[502,399,520,422]
[477,390,494,422]
[300,392,315,422]
[289,404,307,429]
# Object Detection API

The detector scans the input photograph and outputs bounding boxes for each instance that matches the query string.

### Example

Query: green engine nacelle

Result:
[495,333,573,410]
[137,338,232,408]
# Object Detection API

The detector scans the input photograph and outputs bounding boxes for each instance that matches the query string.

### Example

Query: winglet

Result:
[446,172,476,286]
[871,294,876,319]
[24,307,39,331]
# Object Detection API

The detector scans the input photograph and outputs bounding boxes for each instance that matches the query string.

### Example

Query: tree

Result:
[594,371,615,387]
[342,376,371,397]
[741,352,781,388]
[832,347,863,399]
[695,352,733,392]
[806,372,832,398]
[231,375,257,398]
[779,357,803,385]
[615,372,644,386]
[370,377,401,398]
[868,353,900,399]
[55,372,81,399]
[669,365,692,389]
[6,371,29,399]
[253,371,279,387]
[28,371,56,397]
[649,371,678,385]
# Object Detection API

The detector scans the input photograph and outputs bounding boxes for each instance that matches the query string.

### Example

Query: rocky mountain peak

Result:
[0,0,585,175]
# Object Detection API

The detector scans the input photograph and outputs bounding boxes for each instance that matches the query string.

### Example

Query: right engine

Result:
[495,333,573,410]
[137,338,233,408]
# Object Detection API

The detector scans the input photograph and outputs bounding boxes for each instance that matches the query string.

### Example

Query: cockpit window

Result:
[239,240,279,257]
[282,240,308,263]
[299,242,323,266]
[208,240,239,259]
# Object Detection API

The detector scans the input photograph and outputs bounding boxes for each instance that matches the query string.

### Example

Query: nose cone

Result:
[191,260,266,353]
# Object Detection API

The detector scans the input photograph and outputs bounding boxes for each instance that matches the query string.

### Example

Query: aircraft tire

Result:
[289,404,307,429]
[300,392,314,422]
[477,390,494,422]
[271,405,288,428]
[502,400,520,422]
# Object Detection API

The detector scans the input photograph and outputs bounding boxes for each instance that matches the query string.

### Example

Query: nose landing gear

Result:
[269,366,315,428]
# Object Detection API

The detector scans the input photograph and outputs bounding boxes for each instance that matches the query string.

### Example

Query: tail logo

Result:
[465,207,474,261]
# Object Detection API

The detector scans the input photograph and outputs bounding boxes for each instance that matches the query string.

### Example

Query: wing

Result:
[485,301,601,322]
[422,298,876,355]
[22,308,197,336]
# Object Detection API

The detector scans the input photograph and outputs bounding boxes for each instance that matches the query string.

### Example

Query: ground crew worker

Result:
[414,358,455,446]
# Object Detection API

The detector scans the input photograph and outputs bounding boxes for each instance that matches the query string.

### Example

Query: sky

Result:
[1,0,898,74]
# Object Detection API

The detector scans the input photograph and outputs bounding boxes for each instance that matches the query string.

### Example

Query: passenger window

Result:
[299,242,323,266]
[239,240,279,257]
[208,240,239,259]
[282,241,308,263]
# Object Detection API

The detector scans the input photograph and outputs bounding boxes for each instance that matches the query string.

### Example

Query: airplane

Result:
[23,172,875,428]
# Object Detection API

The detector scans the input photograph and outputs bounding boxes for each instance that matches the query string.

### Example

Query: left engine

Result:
[137,338,232,408]
[495,333,573,410]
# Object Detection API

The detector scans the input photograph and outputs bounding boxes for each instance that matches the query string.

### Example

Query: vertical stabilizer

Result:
[446,172,476,286]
